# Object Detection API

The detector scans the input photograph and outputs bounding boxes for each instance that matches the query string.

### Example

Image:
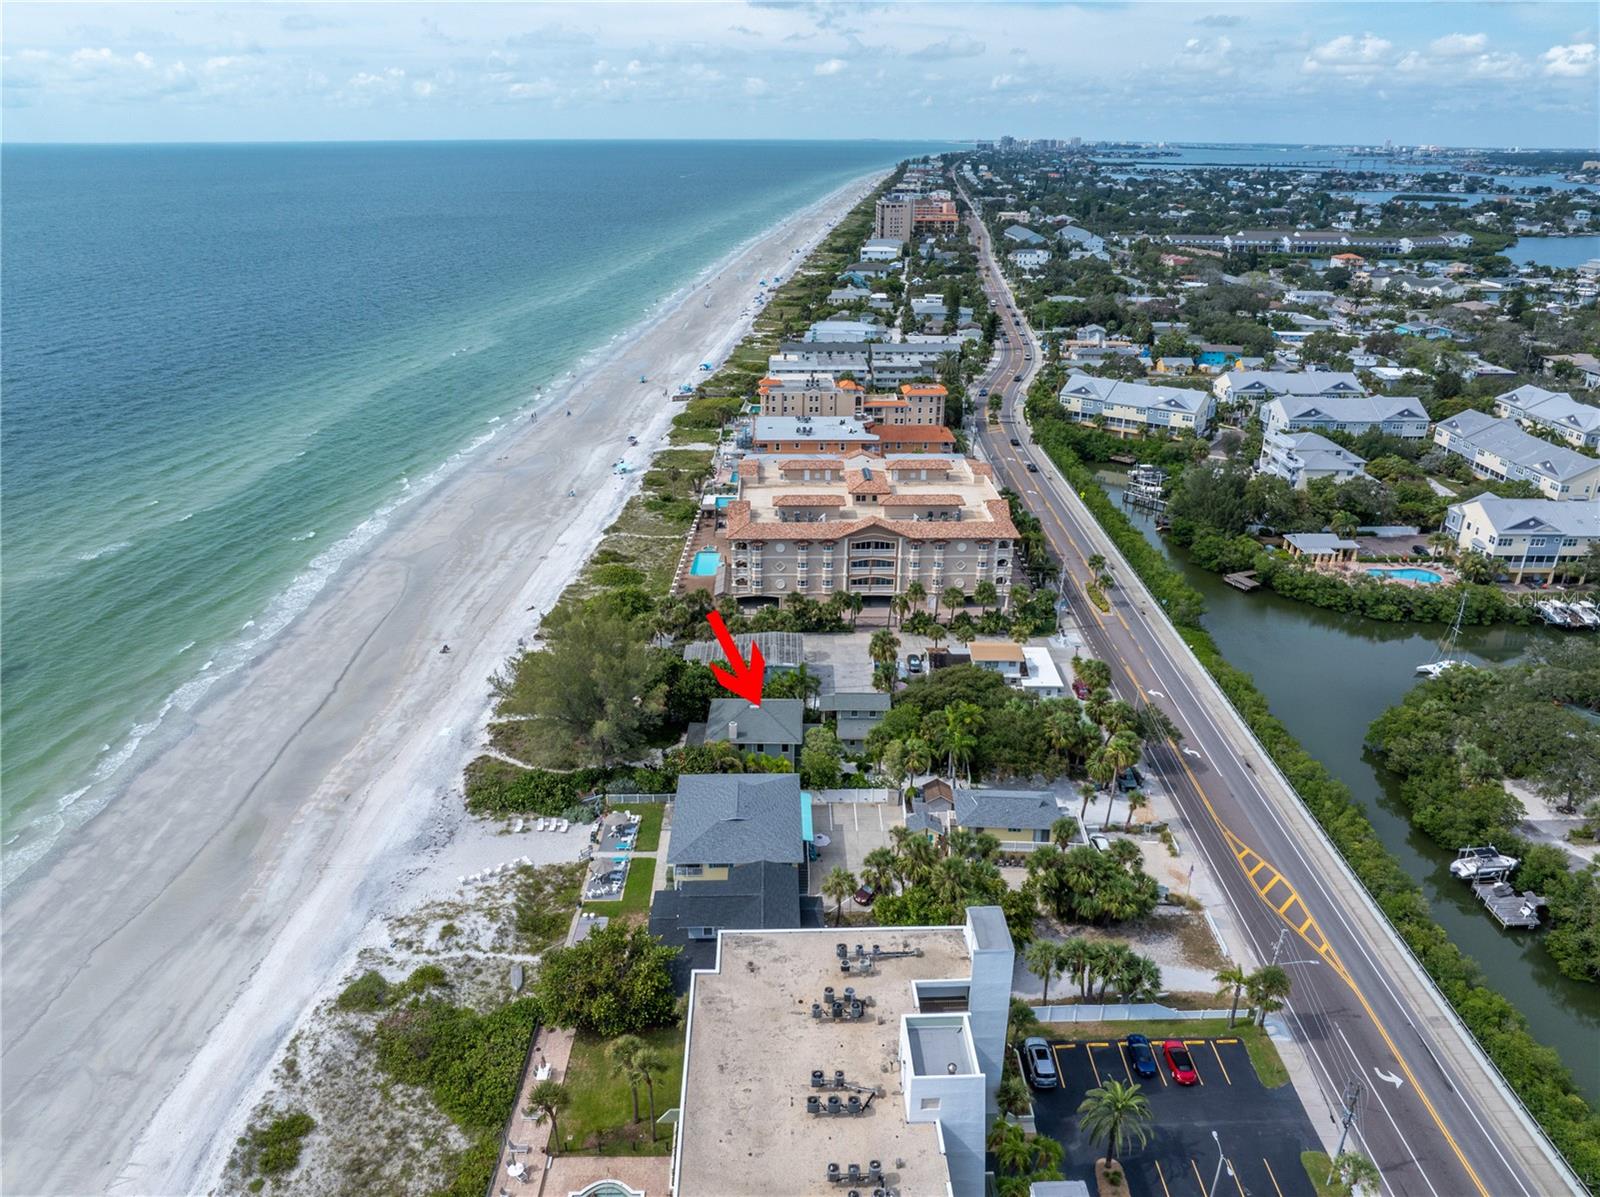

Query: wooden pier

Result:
[1223,571,1261,592]
[1471,877,1546,929]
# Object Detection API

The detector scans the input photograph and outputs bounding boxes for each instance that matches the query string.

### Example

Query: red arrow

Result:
[705,610,765,706]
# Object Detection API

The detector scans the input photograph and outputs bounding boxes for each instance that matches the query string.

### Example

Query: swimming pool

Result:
[1368,567,1443,584]
[690,549,721,577]
[715,496,735,509]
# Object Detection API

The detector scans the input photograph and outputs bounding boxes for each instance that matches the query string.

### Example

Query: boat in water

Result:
[1417,590,1471,676]
[1449,844,1521,880]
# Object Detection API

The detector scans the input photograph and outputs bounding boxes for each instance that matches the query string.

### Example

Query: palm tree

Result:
[846,592,864,629]
[1050,815,1079,848]
[1099,700,1138,737]
[1006,995,1043,1050]
[951,621,977,648]
[927,622,948,653]
[1076,1079,1153,1165]
[941,585,966,620]
[1094,942,1136,1001]
[940,700,982,779]
[1331,1151,1381,1194]
[974,579,999,613]
[526,1080,571,1155]
[1108,838,1142,874]
[860,846,898,897]
[1059,937,1093,1000]
[988,1120,1037,1177]
[608,1034,645,1122]
[900,833,940,886]
[1086,553,1107,576]
[869,629,901,673]
[1248,964,1293,1027]
[1215,964,1251,1028]
[890,593,911,628]
[931,856,971,909]
[903,736,933,781]
[996,1073,1033,1119]
[1123,789,1149,833]
[906,579,928,615]
[1112,954,1162,1002]
[1025,939,1068,1005]
[634,1046,665,1140]
[1331,510,1359,539]
[822,866,858,926]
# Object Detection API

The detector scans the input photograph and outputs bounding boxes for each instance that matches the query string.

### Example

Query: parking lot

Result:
[806,798,902,895]
[1030,1034,1320,1197]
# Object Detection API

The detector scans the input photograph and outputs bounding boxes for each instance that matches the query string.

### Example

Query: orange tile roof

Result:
[846,469,891,495]
[838,379,862,390]
[900,383,948,397]
[865,397,911,407]
[878,493,963,506]
[775,458,847,472]
[773,493,848,507]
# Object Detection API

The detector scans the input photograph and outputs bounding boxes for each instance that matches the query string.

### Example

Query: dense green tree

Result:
[530,924,678,1037]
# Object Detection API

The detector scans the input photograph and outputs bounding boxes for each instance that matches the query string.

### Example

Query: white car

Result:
[1089,833,1112,853]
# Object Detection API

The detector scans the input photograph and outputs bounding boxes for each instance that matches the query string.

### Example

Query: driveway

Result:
[807,797,902,894]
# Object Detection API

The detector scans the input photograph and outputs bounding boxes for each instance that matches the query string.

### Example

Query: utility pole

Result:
[1271,926,1289,966]
[1328,1078,1363,1184]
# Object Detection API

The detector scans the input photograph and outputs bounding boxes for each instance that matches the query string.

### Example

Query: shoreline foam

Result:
[0,169,883,1197]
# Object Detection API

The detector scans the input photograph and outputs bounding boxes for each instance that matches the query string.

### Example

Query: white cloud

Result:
[742,76,769,96]
[506,77,556,100]
[1430,33,1487,58]
[411,80,435,98]
[1542,43,1597,77]
[989,72,1015,90]
[1303,33,1393,76]
[813,57,846,75]
[908,35,984,61]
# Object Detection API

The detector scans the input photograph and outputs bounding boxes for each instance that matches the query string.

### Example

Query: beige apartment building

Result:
[711,451,1018,606]
[874,192,960,241]
[757,377,948,425]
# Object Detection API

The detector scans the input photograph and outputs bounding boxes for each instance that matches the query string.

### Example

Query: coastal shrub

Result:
[588,563,647,589]
[374,996,539,1133]
[463,758,611,816]
[1030,414,1600,1181]
[513,861,587,953]
[336,970,392,1012]
[237,1109,315,1178]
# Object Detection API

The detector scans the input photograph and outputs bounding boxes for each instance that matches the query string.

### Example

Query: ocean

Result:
[0,139,939,879]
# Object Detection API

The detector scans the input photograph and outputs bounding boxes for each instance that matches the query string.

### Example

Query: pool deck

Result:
[672,509,722,597]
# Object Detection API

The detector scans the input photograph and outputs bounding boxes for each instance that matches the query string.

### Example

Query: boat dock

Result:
[1471,876,1546,929]
[1223,571,1261,592]
[1535,599,1600,629]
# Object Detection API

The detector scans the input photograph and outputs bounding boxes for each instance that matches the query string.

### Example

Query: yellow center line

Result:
[1262,1157,1286,1197]
[1209,1039,1233,1085]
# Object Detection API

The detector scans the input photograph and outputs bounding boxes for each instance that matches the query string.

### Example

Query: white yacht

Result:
[1449,844,1521,881]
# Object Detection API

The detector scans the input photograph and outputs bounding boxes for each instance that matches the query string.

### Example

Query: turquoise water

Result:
[0,140,944,876]
[1368,567,1443,583]
[715,495,735,509]
[1506,234,1600,269]
[690,550,722,577]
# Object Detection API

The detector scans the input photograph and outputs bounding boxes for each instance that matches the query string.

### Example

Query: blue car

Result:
[1125,1033,1158,1079]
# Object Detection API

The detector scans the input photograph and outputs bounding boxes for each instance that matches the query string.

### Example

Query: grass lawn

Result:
[1300,1151,1350,1197]
[582,857,656,922]
[1042,1019,1289,1089]
[560,1024,685,1157]
[610,803,665,852]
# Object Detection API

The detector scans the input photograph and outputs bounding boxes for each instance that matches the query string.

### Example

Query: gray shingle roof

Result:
[954,788,1059,832]
[668,774,804,867]
[815,691,891,714]
[704,698,805,747]
[1437,411,1599,483]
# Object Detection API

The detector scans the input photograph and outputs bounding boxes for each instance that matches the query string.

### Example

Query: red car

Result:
[1072,679,1091,700]
[1163,1040,1198,1086]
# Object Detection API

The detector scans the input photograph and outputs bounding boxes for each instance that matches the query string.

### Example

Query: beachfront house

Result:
[688,698,806,765]
[907,786,1060,849]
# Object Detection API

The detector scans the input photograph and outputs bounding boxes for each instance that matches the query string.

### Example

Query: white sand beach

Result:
[0,170,883,1196]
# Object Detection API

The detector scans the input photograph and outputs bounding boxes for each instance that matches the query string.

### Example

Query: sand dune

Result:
[0,171,882,1196]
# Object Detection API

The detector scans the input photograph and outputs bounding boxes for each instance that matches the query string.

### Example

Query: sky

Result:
[3,2,1596,147]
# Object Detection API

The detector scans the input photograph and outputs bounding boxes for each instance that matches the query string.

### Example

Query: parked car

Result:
[1010,437,1022,446]
[906,653,925,674]
[1411,544,1428,556]
[1071,679,1091,700]
[1021,1037,1058,1089]
[979,388,989,396]
[1026,462,1039,473]
[1014,373,1024,382]
[1125,1034,1159,1079]
[1116,766,1145,793]
[853,883,876,907]
[1089,832,1112,853]
[1163,1039,1199,1085]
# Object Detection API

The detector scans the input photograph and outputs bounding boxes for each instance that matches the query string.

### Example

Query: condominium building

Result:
[1165,229,1472,254]
[670,907,1015,1197]
[874,191,960,241]
[1259,395,1430,439]
[1057,372,1214,436]
[1443,495,1600,582]
[1492,383,1600,451]
[1214,370,1367,406]
[1257,428,1368,489]
[768,339,965,386]
[1432,410,1600,501]
[711,452,1019,605]
[757,377,947,426]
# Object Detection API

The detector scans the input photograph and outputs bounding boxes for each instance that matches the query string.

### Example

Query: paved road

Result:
[958,192,1581,1197]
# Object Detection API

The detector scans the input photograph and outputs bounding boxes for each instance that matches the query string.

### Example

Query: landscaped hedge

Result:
[1031,429,1600,1185]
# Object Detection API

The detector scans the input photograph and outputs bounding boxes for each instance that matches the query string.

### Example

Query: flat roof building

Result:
[671,907,1014,1197]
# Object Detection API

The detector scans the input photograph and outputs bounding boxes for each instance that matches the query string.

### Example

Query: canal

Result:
[1096,469,1600,1100]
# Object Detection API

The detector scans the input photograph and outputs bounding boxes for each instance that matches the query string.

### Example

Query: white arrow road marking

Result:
[1374,1067,1404,1089]
[1149,690,1165,698]
[1182,747,1203,760]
